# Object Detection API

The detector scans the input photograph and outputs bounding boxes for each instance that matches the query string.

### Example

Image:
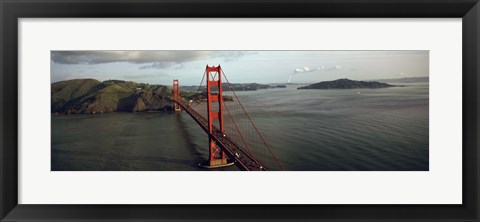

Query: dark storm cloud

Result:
[51,51,256,69]
[51,51,255,65]
[51,51,211,65]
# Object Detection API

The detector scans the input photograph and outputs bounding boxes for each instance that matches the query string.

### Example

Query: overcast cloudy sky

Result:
[51,51,428,85]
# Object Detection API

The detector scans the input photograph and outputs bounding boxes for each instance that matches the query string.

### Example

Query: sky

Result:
[51,51,429,85]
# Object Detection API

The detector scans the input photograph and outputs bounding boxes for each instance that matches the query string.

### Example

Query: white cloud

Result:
[321,65,342,71]
[293,65,341,74]
[294,66,317,73]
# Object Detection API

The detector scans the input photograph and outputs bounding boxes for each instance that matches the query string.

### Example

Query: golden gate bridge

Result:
[171,65,285,171]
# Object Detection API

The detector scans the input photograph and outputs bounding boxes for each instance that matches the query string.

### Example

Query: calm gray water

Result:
[52,83,428,171]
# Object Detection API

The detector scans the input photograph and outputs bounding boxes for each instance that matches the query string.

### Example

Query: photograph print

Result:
[51,50,429,171]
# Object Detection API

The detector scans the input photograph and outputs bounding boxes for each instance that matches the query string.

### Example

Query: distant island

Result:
[298,78,396,90]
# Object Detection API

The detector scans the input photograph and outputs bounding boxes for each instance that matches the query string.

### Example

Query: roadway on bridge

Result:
[173,99,265,171]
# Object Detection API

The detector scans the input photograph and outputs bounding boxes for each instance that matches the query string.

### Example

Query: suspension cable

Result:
[221,70,286,170]
[187,71,206,108]
[196,71,206,93]
[222,87,261,166]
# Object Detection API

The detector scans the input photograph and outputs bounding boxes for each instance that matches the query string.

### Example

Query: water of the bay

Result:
[51,83,428,171]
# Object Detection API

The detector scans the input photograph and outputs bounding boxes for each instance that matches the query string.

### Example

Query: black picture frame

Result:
[1,0,479,221]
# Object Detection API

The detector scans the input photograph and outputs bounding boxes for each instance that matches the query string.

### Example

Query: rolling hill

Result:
[51,79,171,114]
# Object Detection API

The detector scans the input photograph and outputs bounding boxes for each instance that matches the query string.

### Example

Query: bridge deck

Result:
[173,99,265,171]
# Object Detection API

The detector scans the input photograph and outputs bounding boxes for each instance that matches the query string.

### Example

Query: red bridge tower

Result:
[173,79,181,111]
[205,65,230,167]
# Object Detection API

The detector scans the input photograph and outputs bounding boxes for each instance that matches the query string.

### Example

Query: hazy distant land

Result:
[180,83,285,92]
[374,76,429,83]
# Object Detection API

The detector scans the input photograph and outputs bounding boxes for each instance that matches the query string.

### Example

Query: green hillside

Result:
[51,79,172,114]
